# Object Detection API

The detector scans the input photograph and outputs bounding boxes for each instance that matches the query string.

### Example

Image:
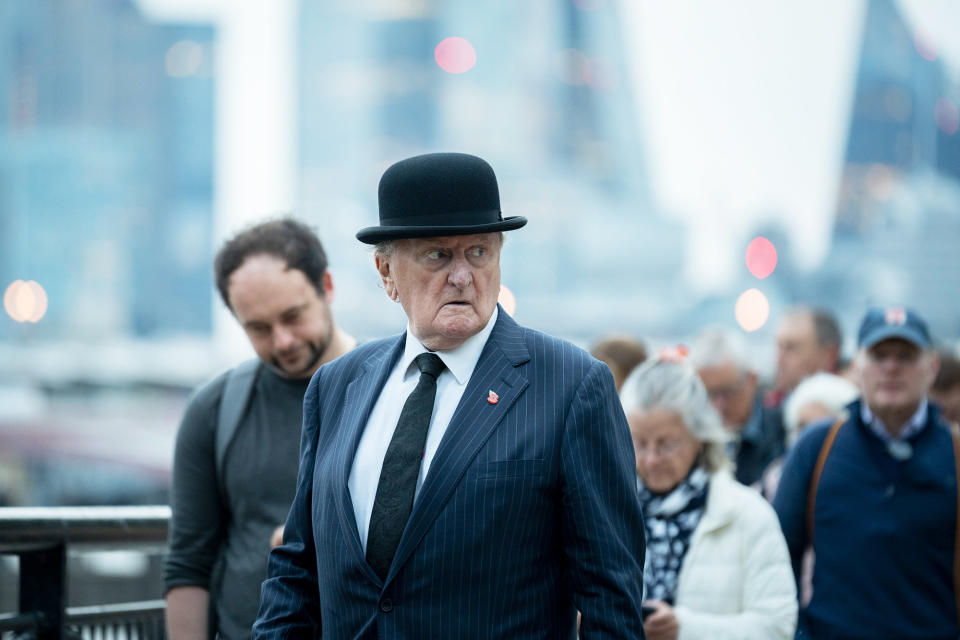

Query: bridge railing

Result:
[0,506,170,640]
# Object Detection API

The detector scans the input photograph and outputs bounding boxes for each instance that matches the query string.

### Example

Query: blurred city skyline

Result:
[3,0,960,386]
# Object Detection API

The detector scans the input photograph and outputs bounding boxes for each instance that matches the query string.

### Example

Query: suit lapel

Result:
[332,335,404,580]
[386,311,530,584]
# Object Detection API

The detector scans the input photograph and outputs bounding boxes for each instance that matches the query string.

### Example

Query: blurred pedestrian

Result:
[930,349,960,423]
[164,218,356,640]
[622,356,797,640]
[591,334,648,391]
[770,307,842,407]
[774,307,960,639]
[759,372,859,500]
[690,329,784,485]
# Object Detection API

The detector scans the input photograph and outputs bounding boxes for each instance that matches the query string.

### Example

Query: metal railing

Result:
[0,506,170,640]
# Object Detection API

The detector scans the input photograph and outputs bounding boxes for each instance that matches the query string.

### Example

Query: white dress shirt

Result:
[349,307,499,551]
[860,397,929,460]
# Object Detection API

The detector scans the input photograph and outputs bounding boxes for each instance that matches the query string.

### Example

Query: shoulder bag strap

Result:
[805,416,846,546]
[215,358,260,485]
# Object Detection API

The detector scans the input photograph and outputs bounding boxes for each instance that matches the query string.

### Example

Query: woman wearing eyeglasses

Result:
[621,356,797,640]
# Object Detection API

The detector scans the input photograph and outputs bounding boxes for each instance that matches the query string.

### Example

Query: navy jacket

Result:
[253,309,647,639]
[773,400,959,640]
[734,392,785,486]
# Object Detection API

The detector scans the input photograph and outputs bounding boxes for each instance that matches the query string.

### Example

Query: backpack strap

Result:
[805,416,846,546]
[215,359,260,486]
[949,420,960,627]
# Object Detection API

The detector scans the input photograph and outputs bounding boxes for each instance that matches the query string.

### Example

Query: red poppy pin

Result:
[487,390,499,404]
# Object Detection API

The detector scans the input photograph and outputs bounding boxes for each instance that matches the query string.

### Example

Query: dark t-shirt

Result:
[164,362,308,640]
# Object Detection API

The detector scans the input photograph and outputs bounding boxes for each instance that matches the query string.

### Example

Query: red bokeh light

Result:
[434,37,477,74]
[745,236,777,279]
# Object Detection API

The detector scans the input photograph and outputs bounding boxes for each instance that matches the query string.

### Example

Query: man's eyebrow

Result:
[280,302,308,315]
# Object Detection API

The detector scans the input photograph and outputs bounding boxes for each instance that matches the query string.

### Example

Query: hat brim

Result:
[356,216,527,244]
[860,326,930,350]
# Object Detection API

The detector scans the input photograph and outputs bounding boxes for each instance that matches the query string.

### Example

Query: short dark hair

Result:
[809,308,842,350]
[590,335,648,384]
[934,351,960,392]
[214,217,328,311]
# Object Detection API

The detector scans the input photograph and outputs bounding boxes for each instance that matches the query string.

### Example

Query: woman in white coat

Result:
[620,356,797,640]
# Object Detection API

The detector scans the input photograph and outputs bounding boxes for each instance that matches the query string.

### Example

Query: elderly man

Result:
[691,328,785,486]
[773,307,960,639]
[771,307,842,404]
[253,153,646,639]
[165,218,356,639]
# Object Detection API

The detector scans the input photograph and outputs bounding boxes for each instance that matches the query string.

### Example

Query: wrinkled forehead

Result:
[777,311,816,339]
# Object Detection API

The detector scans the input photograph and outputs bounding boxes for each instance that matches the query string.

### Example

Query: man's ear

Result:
[375,254,397,300]
[321,270,334,303]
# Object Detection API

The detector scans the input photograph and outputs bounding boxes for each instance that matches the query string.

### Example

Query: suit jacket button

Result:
[380,599,393,613]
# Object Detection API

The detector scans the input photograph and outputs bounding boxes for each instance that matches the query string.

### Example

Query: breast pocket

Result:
[473,459,545,481]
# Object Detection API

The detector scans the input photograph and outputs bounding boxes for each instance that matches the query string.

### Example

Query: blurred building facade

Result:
[1,0,958,351]
[0,0,215,340]
[295,0,685,344]
[826,0,960,340]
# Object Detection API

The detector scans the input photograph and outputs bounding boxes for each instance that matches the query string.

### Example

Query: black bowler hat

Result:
[356,152,527,244]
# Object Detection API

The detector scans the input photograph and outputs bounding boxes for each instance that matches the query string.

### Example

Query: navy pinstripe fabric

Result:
[253,308,647,639]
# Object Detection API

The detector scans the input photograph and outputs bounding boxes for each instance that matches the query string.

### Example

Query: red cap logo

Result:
[884,307,907,325]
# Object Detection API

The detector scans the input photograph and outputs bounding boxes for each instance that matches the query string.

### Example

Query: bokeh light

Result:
[165,40,204,78]
[498,284,517,317]
[734,289,769,333]
[935,98,959,135]
[745,236,777,279]
[4,280,48,323]
[434,37,477,74]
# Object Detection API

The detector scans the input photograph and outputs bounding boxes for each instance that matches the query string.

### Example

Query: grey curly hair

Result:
[620,357,732,473]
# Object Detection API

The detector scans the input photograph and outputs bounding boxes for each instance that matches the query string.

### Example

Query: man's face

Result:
[377,233,501,351]
[228,254,334,379]
[858,339,938,417]
[696,361,757,431]
[775,313,828,393]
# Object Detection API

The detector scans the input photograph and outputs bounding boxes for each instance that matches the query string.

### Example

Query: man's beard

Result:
[271,312,334,379]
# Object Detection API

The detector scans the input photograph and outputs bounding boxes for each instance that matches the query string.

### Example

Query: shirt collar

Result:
[400,306,499,385]
[860,397,929,442]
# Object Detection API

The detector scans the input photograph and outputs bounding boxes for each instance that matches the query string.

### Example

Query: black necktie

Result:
[366,352,446,581]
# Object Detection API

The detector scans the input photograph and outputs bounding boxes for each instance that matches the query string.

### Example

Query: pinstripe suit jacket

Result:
[253,309,646,639]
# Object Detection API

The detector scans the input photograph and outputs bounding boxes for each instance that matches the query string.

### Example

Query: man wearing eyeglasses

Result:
[690,328,785,486]
[773,307,960,639]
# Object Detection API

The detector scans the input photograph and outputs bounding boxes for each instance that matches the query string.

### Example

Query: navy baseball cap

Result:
[857,306,932,349]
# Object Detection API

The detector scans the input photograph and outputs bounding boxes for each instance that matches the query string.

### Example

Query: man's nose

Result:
[448,260,473,289]
[274,326,296,350]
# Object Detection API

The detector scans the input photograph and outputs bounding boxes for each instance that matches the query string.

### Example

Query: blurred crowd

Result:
[160,211,960,640]
[592,305,960,639]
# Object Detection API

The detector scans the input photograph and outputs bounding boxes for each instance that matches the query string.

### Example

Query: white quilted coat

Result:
[673,471,797,640]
